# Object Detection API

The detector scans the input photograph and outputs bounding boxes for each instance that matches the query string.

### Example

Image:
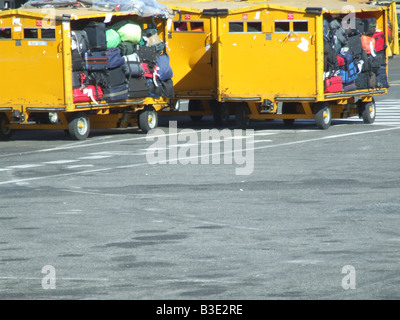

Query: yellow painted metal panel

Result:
[0,13,65,108]
[217,9,318,101]
[166,11,215,96]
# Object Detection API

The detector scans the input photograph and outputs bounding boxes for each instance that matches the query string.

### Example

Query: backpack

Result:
[71,30,90,56]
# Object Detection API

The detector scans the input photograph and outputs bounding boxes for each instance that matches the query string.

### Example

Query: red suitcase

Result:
[324,76,343,93]
[372,31,385,52]
[73,85,103,103]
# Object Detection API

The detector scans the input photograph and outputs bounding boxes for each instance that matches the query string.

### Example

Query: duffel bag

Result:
[116,22,141,44]
[156,53,173,81]
[339,61,358,84]
[106,48,125,69]
[73,85,103,103]
[106,28,121,49]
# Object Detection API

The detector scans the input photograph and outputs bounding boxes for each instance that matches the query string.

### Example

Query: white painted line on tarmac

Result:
[43,160,80,165]
[6,164,43,169]
[0,126,399,186]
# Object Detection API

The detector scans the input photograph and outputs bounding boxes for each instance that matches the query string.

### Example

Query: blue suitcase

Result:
[83,51,107,71]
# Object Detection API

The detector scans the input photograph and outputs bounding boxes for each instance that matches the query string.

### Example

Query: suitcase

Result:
[72,49,84,71]
[372,31,386,52]
[369,73,377,88]
[376,65,389,88]
[72,71,89,89]
[127,77,149,98]
[345,18,364,36]
[346,34,364,59]
[141,62,156,78]
[363,18,377,36]
[324,76,343,93]
[103,84,129,101]
[342,81,356,92]
[104,67,127,87]
[83,21,107,51]
[123,53,144,77]
[361,35,375,55]
[83,51,108,71]
[73,85,103,103]
[324,40,338,72]
[355,72,368,89]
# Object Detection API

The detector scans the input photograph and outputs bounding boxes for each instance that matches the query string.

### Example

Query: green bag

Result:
[117,41,136,56]
[106,29,121,49]
[117,23,142,44]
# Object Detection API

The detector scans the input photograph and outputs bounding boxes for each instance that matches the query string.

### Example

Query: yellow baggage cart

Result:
[0,3,173,140]
[160,0,392,129]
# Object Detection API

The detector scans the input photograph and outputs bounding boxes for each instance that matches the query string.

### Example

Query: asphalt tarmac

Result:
[1,57,400,302]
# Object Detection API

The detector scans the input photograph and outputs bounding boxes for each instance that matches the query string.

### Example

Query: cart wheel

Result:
[69,112,90,140]
[235,103,251,129]
[282,103,296,125]
[139,108,158,133]
[0,113,13,141]
[188,100,203,122]
[212,101,230,126]
[359,98,376,124]
[315,102,332,130]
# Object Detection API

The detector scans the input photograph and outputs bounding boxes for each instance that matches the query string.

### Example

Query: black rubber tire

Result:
[282,103,297,125]
[138,108,158,133]
[359,98,376,124]
[188,100,204,122]
[0,113,13,141]
[68,112,90,140]
[235,103,251,129]
[212,101,230,126]
[315,102,332,130]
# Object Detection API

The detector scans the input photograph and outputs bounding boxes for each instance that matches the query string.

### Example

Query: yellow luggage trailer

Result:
[160,0,391,129]
[0,6,171,140]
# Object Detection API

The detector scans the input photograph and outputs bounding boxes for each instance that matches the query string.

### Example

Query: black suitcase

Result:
[363,18,377,36]
[83,51,107,71]
[127,77,149,98]
[72,71,89,89]
[376,65,389,88]
[345,18,364,36]
[343,81,356,92]
[83,21,107,51]
[72,49,84,71]
[355,72,368,89]
[104,67,127,87]
[103,84,129,101]
[347,34,364,59]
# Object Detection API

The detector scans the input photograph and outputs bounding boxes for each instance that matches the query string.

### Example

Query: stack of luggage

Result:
[71,19,173,104]
[324,15,389,93]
